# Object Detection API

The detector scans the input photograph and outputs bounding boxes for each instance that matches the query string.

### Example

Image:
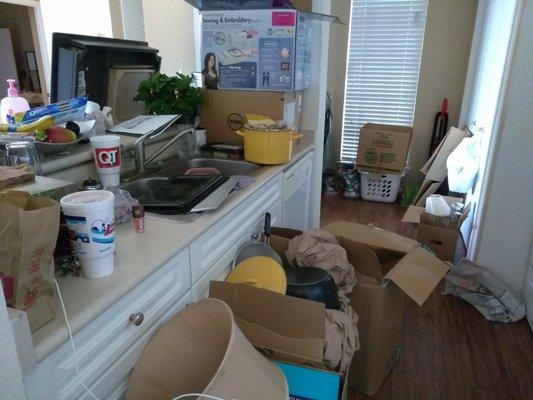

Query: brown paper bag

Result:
[0,191,60,332]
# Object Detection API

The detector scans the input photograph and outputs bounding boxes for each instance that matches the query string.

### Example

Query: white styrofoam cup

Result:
[90,135,121,187]
[60,190,116,278]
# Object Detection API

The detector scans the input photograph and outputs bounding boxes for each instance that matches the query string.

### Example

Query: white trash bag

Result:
[446,136,481,193]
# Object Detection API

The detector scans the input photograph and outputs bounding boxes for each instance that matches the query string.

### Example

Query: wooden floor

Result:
[321,195,533,400]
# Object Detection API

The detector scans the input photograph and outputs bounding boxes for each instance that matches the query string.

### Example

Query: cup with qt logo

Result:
[89,135,121,187]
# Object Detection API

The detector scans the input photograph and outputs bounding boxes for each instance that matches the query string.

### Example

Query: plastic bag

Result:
[106,187,138,224]
[446,136,481,193]
[444,258,526,322]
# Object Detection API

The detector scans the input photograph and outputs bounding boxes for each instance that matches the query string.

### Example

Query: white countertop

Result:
[32,133,315,361]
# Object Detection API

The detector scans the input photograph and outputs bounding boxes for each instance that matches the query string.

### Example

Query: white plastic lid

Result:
[60,190,114,210]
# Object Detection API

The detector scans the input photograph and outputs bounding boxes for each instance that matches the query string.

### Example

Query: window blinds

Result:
[340,0,428,163]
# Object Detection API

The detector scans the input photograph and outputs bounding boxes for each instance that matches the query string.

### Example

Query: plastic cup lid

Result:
[60,190,114,207]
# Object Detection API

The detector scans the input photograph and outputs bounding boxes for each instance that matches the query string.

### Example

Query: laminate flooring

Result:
[320,195,533,400]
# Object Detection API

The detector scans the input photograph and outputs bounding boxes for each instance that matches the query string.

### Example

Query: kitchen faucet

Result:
[134,122,195,174]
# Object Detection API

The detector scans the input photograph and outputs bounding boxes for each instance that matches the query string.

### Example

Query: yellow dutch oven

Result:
[236,129,303,165]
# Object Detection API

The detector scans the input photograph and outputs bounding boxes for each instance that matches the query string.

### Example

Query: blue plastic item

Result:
[275,361,341,400]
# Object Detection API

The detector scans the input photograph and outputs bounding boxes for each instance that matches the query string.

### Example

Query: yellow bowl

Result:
[236,129,303,165]
[227,256,287,294]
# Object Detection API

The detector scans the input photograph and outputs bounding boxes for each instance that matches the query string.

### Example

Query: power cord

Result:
[54,278,101,400]
[55,278,230,400]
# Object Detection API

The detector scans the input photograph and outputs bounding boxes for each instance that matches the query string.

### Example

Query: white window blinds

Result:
[340,0,428,163]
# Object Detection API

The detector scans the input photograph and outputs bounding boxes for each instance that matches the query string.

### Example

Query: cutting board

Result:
[0,166,36,190]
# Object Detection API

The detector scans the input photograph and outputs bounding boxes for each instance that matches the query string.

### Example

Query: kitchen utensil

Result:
[428,98,449,158]
[0,166,35,189]
[4,140,42,175]
[236,128,302,165]
[33,133,87,155]
[285,267,340,310]
[233,212,283,267]
[227,256,287,294]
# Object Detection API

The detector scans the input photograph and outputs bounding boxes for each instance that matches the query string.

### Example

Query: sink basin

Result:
[158,158,261,177]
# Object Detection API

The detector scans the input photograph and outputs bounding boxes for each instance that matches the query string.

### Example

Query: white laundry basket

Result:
[359,170,402,203]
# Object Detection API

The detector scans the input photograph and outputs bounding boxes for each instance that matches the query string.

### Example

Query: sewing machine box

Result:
[356,123,413,173]
[200,8,312,91]
[267,222,449,395]
[199,89,302,145]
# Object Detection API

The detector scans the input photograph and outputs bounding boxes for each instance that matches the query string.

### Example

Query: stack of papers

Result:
[108,115,181,136]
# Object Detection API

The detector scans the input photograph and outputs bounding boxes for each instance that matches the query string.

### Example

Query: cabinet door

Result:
[192,200,282,301]
[189,174,282,284]
[77,291,193,400]
[25,249,191,400]
[282,153,313,230]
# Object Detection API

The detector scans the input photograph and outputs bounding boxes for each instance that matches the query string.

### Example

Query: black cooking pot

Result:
[285,267,340,310]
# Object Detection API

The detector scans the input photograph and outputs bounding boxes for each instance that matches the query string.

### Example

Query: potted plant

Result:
[136,72,203,123]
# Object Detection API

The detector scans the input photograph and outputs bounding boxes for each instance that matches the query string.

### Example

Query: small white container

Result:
[89,135,121,187]
[425,195,451,217]
[359,170,402,203]
[60,190,115,278]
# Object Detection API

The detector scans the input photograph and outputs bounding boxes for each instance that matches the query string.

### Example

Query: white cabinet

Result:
[25,168,291,399]
[281,152,313,230]
[191,174,283,300]
[25,249,191,400]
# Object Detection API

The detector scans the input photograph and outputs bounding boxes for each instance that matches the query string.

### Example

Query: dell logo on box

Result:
[227,113,244,130]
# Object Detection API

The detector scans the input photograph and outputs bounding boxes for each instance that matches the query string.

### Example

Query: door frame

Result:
[2,0,50,102]
[458,0,524,261]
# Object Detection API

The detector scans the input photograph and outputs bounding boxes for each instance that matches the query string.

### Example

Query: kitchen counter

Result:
[32,132,315,361]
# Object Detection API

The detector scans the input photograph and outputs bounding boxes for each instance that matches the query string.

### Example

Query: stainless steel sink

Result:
[158,158,261,177]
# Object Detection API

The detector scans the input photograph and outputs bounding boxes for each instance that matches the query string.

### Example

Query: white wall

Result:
[142,0,197,75]
[40,0,113,57]
[475,1,533,295]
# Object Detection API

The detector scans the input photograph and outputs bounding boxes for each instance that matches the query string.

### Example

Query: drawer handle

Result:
[129,312,144,326]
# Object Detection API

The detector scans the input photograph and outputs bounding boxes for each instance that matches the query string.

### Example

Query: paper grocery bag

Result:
[0,191,60,332]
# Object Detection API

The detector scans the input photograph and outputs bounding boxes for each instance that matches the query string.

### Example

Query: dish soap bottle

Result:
[0,79,30,123]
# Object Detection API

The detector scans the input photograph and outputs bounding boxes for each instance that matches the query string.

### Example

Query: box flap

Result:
[323,221,419,254]
[413,180,442,206]
[383,248,449,305]
[421,127,470,182]
[209,281,325,363]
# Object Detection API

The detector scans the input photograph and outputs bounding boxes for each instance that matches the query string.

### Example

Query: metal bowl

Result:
[34,134,88,155]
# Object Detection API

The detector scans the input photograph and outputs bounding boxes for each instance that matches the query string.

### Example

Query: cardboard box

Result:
[412,204,470,262]
[199,89,302,145]
[209,280,353,398]
[265,223,449,395]
[356,123,412,173]
[421,127,470,182]
[200,8,312,91]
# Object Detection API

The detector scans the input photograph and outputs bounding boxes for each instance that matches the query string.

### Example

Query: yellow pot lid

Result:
[227,256,287,294]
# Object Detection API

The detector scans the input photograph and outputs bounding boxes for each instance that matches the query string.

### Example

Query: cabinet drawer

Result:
[36,249,191,400]
[283,152,313,199]
[76,291,193,400]
[192,200,282,301]
[190,174,282,284]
